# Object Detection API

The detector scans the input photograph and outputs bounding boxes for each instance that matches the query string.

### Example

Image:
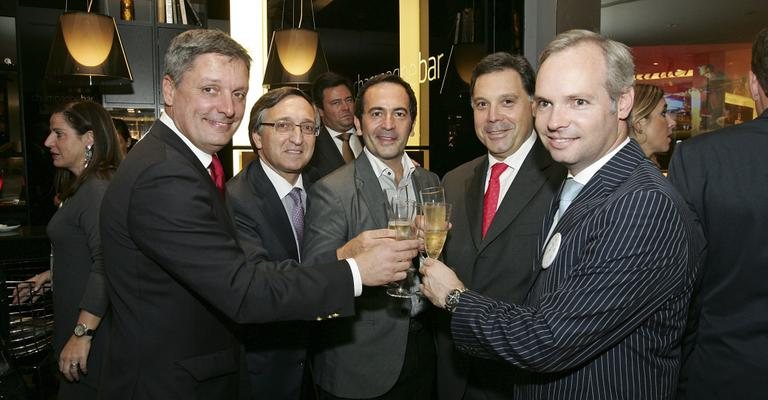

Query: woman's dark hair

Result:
[53,100,123,201]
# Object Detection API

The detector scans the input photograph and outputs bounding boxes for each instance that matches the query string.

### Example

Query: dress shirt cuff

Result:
[346,258,363,296]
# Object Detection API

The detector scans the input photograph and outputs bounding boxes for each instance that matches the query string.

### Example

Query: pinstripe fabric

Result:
[451,140,705,400]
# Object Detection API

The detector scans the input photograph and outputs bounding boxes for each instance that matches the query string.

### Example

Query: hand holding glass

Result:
[386,198,418,298]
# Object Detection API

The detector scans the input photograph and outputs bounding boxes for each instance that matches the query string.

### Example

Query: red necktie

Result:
[481,163,509,238]
[209,153,225,195]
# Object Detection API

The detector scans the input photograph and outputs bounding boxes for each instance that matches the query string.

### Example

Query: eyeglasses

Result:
[260,120,319,136]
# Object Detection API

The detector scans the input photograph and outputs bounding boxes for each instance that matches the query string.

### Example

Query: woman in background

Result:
[630,83,677,166]
[25,100,122,399]
[112,118,136,155]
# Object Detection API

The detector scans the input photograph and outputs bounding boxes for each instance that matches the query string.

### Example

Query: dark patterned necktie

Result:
[287,187,304,246]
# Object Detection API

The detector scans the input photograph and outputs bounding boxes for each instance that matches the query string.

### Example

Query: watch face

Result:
[446,289,462,311]
[74,324,86,336]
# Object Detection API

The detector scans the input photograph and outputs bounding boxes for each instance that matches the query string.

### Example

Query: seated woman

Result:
[630,83,677,167]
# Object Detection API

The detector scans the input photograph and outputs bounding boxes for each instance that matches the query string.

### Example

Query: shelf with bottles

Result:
[106,0,205,28]
[156,0,206,27]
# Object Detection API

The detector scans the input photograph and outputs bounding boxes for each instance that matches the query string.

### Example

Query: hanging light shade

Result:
[45,11,132,85]
[454,43,485,84]
[263,0,328,88]
[263,29,328,88]
[275,29,318,75]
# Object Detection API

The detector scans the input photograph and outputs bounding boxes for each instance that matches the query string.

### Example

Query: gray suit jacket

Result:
[437,138,565,400]
[302,153,439,398]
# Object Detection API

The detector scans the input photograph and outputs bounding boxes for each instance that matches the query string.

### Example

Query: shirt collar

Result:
[486,131,536,172]
[326,125,356,138]
[160,111,212,168]
[259,158,305,199]
[363,147,416,182]
[571,138,630,185]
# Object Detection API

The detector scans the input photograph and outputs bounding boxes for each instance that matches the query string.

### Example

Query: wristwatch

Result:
[444,288,468,313]
[73,323,95,337]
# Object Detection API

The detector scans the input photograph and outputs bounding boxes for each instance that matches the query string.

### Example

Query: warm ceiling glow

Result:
[454,43,485,84]
[275,29,318,75]
[61,12,114,67]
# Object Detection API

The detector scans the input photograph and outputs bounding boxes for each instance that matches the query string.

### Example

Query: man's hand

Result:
[337,229,396,259]
[355,239,420,286]
[419,258,464,308]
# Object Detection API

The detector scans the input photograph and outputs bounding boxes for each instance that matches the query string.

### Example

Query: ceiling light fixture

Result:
[45,0,132,86]
[263,0,328,88]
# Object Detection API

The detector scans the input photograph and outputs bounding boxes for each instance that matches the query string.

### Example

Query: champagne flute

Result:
[386,197,417,298]
[420,186,444,205]
[423,203,451,259]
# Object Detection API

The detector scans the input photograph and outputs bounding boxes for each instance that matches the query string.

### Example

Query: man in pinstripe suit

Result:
[420,29,705,400]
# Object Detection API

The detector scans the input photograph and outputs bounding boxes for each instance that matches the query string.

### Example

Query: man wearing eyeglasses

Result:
[226,87,324,399]
[100,29,419,400]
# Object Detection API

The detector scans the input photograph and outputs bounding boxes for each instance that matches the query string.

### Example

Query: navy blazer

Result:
[669,110,768,400]
[450,140,705,400]
[99,121,355,400]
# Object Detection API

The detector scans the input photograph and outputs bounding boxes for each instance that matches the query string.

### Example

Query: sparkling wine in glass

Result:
[420,186,444,205]
[386,198,417,298]
[423,203,451,259]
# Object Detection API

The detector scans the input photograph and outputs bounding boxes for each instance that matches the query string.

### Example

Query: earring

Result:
[83,144,93,168]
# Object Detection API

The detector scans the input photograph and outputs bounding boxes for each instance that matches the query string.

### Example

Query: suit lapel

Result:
[529,140,646,288]
[318,127,345,166]
[354,154,389,229]
[152,121,213,185]
[480,140,553,248]
[466,159,487,250]
[247,160,299,260]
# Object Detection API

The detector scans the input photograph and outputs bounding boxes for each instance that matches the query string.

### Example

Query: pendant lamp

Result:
[452,6,486,85]
[263,0,328,88]
[45,3,132,86]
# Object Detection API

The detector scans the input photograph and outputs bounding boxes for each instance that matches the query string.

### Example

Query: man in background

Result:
[420,29,704,399]
[99,29,417,399]
[226,87,320,399]
[669,27,768,400]
[437,52,565,400]
[303,74,439,399]
[305,72,362,182]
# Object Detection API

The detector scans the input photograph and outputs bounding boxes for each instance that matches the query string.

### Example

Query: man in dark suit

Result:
[420,30,705,399]
[305,72,362,182]
[99,29,418,400]
[669,28,768,400]
[437,53,566,400]
[302,74,440,399]
[226,87,321,399]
